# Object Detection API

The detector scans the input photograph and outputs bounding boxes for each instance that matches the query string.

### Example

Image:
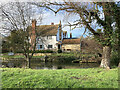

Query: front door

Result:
[58,44,61,49]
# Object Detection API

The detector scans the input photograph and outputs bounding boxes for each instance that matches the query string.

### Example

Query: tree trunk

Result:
[100,46,111,69]
[26,57,31,68]
[118,62,120,67]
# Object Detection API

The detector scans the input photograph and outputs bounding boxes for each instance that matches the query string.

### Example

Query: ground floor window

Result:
[58,44,61,49]
[48,45,53,49]
[37,45,44,50]
[40,45,43,49]
[67,49,71,51]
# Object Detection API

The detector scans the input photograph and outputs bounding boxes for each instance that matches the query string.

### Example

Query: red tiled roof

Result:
[36,24,59,36]
[27,24,59,36]
[62,38,81,44]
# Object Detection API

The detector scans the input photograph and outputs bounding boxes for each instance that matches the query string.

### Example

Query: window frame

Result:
[48,45,53,49]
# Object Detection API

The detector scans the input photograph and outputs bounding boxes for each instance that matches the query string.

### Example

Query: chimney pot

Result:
[51,22,54,25]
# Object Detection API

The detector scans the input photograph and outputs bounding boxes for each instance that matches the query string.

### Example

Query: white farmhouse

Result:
[30,20,68,51]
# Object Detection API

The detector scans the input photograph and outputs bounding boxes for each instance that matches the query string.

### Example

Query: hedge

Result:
[16,50,54,53]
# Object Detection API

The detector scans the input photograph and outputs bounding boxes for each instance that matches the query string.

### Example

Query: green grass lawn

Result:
[1,68,118,88]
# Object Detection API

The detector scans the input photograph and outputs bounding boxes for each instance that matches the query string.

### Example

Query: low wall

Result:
[62,44,80,52]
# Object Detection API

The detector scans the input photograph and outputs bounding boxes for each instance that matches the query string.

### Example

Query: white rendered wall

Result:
[36,36,58,50]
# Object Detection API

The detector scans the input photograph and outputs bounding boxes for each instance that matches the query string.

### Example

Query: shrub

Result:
[2,49,9,53]
[57,49,62,53]
[111,51,119,66]
[16,50,24,53]
[47,55,76,62]
[16,50,54,53]
[36,50,53,53]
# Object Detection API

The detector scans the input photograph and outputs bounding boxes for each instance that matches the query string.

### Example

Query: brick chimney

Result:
[32,19,36,34]
[70,33,72,38]
[31,19,36,47]
[65,31,67,37]
[59,20,62,40]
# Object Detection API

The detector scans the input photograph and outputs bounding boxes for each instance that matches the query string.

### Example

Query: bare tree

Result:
[1,2,43,68]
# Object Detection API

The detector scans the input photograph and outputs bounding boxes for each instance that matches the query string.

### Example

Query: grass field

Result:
[1,68,118,88]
